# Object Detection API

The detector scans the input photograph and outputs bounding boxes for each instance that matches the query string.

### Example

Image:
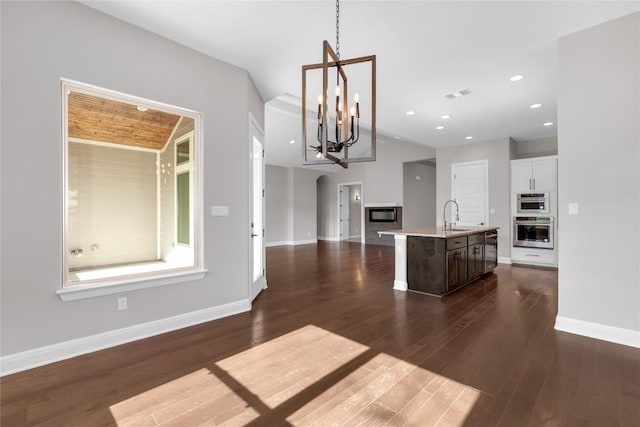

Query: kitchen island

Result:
[379,226,498,296]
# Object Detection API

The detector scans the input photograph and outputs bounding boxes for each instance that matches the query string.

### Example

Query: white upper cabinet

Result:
[511,156,557,193]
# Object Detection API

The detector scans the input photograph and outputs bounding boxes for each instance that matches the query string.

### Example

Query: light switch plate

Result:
[568,203,579,215]
[211,206,229,216]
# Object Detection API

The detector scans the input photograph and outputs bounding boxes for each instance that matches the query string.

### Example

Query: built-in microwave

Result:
[517,193,550,214]
[369,208,398,223]
[513,216,554,249]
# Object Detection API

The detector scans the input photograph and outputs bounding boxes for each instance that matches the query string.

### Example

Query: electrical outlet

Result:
[118,297,127,311]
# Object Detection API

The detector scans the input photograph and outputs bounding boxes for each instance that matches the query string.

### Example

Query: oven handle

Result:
[513,218,554,225]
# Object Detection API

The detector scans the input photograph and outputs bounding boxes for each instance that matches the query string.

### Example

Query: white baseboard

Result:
[555,316,640,349]
[266,239,319,247]
[265,241,290,247]
[317,236,339,242]
[349,235,361,239]
[292,239,317,246]
[0,299,251,376]
[498,257,512,264]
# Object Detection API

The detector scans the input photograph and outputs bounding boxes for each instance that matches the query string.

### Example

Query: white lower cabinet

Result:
[511,247,557,267]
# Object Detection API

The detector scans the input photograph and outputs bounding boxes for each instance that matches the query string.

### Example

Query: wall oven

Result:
[513,216,554,249]
[517,193,550,214]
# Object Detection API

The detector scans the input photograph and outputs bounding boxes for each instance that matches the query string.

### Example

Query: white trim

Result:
[68,137,159,153]
[337,181,364,243]
[317,236,340,242]
[393,280,408,291]
[0,299,251,376]
[265,241,291,247]
[498,256,512,264]
[349,234,362,239]
[61,79,205,291]
[57,269,208,301]
[364,202,401,207]
[293,239,318,245]
[265,239,319,247]
[156,151,161,260]
[555,316,640,349]
[249,114,266,302]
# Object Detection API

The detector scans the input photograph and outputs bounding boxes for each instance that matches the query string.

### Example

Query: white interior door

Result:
[451,160,488,226]
[250,119,265,301]
[339,187,349,241]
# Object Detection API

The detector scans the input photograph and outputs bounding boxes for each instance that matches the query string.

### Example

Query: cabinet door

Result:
[511,162,533,192]
[531,159,557,192]
[468,243,484,280]
[447,248,468,290]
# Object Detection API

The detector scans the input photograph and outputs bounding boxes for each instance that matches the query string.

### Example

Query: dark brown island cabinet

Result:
[407,230,497,296]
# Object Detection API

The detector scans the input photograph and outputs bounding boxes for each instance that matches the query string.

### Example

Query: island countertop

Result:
[379,225,498,238]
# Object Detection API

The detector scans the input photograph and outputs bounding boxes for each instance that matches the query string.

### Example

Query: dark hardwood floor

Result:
[2,241,639,426]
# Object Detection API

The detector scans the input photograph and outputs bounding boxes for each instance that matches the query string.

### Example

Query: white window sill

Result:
[57,269,208,302]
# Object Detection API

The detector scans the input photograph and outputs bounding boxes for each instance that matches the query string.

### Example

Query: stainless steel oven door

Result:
[513,217,554,249]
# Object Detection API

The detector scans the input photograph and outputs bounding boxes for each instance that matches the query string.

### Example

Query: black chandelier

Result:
[302,0,376,168]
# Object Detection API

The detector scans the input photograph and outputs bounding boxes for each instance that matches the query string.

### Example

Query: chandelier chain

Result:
[336,0,340,59]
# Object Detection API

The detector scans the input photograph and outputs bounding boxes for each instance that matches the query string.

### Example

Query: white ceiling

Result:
[81,1,639,169]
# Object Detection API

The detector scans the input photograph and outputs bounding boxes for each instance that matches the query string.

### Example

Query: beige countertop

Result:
[379,226,498,238]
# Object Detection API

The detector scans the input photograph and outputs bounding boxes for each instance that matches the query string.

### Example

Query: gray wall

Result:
[0,2,264,355]
[335,139,436,205]
[403,162,437,229]
[265,165,289,244]
[291,168,327,242]
[265,166,334,244]
[316,175,335,240]
[557,13,639,333]
[512,136,558,159]
[436,138,514,259]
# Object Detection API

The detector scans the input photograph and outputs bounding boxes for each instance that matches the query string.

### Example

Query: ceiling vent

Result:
[445,89,470,100]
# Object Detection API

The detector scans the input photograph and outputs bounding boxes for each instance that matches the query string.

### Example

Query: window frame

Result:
[174,131,194,247]
[59,79,206,300]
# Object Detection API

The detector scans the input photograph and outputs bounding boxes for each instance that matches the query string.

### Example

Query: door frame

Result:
[249,114,266,302]
[336,181,364,243]
[451,160,489,226]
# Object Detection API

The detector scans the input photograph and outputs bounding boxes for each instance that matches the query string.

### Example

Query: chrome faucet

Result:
[442,199,460,231]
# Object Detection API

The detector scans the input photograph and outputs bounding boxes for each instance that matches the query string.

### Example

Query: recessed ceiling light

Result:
[445,89,470,99]
[465,136,473,140]
[530,103,542,109]
[543,122,554,126]
[441,114,451,120]
[136,106,148,112]
[289,139,296,144]
[405,110,416,116]
[510,75,525,82]
[436,126,445,130]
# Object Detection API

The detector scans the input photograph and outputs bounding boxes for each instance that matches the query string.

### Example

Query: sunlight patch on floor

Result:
[109,324,481,426]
